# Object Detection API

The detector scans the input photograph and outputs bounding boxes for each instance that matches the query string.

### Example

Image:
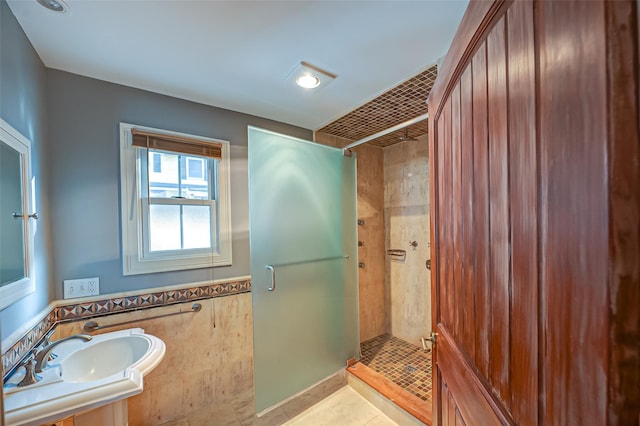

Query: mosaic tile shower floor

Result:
[359,333,432,402]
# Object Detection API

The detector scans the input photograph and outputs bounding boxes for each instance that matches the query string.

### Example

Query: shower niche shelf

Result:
[386,249,407,260]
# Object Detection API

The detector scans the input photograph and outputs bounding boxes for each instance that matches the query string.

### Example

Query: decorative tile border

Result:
[2,278,251,381]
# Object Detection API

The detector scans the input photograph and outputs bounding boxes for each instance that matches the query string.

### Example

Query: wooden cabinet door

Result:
[428,0,639,425]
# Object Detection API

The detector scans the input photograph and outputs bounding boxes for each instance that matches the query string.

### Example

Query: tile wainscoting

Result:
[1,277,251,381]
[54,291,254,425]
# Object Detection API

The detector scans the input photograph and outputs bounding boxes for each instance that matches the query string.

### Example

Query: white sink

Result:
[62,334,152,383]
[4,328,165,426]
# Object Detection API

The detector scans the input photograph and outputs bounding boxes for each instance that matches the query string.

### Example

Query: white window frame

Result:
[119,122,232,275]
[0,118,36,310]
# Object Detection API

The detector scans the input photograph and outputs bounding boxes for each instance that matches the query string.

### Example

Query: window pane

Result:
[187,158,203,179]
[149,204,181,251]
[148,150,179,198]
[183,205,211,249]
[182,155,209,200]
[152,153,162,173]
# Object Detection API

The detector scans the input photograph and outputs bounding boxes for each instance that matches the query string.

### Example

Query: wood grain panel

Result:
[486,16,511,405]
[443,97,453,333]
[539,1,608,424]
[451,82,462,345]
[460,64,475,362]
[442,378,450,426]
[430,0,512,113]
[441,378,466,426]
[437,326,508,425]
[471,42,491,380]
[505,2,537,425]
[430,1,639,424]
[605,1,640,423]
[436,106,448,336]
[455,407,465,426]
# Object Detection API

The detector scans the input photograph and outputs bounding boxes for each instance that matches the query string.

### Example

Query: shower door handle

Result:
[265,265,276,291]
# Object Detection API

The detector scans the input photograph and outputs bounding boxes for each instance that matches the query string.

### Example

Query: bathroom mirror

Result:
[0,118,35,310]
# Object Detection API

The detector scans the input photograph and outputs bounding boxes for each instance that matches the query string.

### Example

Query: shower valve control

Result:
[409,240,418,249]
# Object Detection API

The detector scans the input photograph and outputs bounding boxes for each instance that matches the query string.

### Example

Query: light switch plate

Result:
[64,277,99,299]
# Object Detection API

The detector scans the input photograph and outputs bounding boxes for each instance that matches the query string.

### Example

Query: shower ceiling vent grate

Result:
[316,64,437,148]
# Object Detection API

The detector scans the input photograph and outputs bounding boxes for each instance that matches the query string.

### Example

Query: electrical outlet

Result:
[64,277,100,299]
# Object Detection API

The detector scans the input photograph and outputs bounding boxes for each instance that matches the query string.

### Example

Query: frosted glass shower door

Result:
[248,127,359,415]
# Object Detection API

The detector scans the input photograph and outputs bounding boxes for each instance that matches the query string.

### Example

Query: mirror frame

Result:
[0,118,35,310]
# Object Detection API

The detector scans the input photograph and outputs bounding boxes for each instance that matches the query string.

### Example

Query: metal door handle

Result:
[266,265,275,291]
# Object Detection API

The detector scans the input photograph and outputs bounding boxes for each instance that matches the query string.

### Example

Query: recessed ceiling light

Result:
[296,74,320,89]
[286,61,336,90]
[36,0,68,13]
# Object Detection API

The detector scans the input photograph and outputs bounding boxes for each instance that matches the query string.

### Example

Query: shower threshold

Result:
[347,334,433,425]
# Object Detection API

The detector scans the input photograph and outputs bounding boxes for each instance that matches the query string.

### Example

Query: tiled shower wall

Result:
[384,135,431,345]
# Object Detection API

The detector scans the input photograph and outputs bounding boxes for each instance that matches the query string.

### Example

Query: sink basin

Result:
[4,328,165,426]
[62,335,151,383]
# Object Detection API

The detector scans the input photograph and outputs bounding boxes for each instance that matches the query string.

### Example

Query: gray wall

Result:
[1,0,312,341]
[46,70,312,298]
[0,0,55,341]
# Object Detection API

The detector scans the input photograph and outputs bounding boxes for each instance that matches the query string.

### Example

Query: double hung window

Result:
[120,123,232,275]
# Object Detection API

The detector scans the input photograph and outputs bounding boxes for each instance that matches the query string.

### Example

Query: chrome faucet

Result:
[34,334,92,373]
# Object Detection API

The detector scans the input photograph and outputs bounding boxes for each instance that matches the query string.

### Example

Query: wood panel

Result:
[486,16,510,406]
[436,326,507,426]
[505,2,537,424]
[451,82,462,346]
[429,0,639,424]
[538,1,608,424]
[460,65,475,364]
[442,97,453,334]
[471,42,490,380]
[605,1,640,423]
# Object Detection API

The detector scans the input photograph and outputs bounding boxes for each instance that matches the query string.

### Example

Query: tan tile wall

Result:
[384,136,431,345]
[314,132,388,343]
[53,293,254,426]
[352,144,388,342]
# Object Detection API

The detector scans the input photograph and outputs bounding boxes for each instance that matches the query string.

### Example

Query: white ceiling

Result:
[7,0,468,130]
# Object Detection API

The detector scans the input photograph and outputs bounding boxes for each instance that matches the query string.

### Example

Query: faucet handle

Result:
[17,351,42,387]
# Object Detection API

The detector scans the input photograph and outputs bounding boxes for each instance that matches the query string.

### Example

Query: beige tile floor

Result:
[282,387,397,426]
[159,385,398,426]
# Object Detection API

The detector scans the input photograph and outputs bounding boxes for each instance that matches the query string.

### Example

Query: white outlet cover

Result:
[63,277,100,299]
